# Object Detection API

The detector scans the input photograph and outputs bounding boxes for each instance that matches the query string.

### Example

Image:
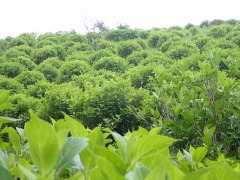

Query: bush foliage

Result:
[0,19,240,179]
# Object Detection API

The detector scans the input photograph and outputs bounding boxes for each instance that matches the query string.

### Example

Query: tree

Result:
[84,19,109,51]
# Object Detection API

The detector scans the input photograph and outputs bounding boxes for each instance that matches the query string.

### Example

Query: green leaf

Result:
[95,146,127,175]
[64,113,88,137]
[16,127,24,140]
[1,127,21,154]
[0,116,22,126]
[112,132,127,161]
[88,127,105,147]
[126,164,150,180]
[18,164,37,180]
[192,147,208,165]
[0,149,8,169]
[183,149,193,167]
[128,135,176,169]
[174,104,182,118]
[55,137,88,170]
[25,110,59,176]
[181,168,211,180]
[0,165,13,180]
[146,155,184,180]
[182,109,194,121]
[211,53,221,68]
[203,126,216,147]
[0,90,12,111]
[96,155,125,180]
[149,127,162,135]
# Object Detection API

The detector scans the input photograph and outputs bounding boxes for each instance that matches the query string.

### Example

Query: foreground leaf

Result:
[25,110,59,176]
[55,137,88,170]
[0,165,13,180]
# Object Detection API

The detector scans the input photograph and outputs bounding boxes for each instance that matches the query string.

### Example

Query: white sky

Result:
[0,0,239,38]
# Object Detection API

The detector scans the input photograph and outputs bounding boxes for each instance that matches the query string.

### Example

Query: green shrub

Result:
[66,43,91,55]
[8,37,28,48]
[36,40,56,48]
[232,35,240,47]
[209,26,227,39]
[33,46,58,64]
[98,40,117,53]
[105,29,138,41]
[10,56,37,70]
[194,35,210,51]
[58,60,91,83]
[4,48,29,60]
[40,57,62,69]
[125,65,155,89]
[0,62,25,78]
[90,49,114,64]
[0,76,24,94]
[37,63,59,82]
[70,78,147,133]
[67,33,87,43]
[65,52,90,62]
[210,19,224,26]
[18,33,36,47]
[137,30,149,39]
[39,84,82,120]
[93,56,127,73]
[2,93,42,122]
[168,45,193,60]
[148,33,162,48]
[13,45,33,56]
[27,81,53,98]
[200,20,210,28]
[185,23,194,29]
[17,71,46,87]
[126,51,148,66]
[140,51,171,66]
[117,41,142,58]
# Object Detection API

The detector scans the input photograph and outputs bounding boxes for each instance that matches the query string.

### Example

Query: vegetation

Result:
[0,19,240,179]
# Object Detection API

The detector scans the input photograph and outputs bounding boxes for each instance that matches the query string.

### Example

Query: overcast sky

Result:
[0,0,239,38]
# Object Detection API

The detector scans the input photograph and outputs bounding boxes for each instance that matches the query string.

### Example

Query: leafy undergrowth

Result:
[1,90,240,180]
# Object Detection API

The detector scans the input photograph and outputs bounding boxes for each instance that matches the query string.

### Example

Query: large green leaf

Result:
[55,137,88,170]
[146,155,184,180]
[88,127,105,147]
[24,110,59,176]
[64,113,88,137]
[18,164,37,180]
[0,149,8,169]
[0,116,21,126]
[95,146,127,175]
[190,146,208,165]
[0,165,13,180]
[181,168,211,180]
[125,164,150,180]
[1,127,21,154]
[112,132,128,161]
[96,155,125,180]
[128,135,176,169]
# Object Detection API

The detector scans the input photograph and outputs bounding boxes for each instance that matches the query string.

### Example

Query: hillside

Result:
[0,19,240,179]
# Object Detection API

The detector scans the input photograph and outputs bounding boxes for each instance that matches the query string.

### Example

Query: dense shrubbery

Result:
[0,19,240,172]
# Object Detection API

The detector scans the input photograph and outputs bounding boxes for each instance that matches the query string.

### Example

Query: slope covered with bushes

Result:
[0,19,240,179]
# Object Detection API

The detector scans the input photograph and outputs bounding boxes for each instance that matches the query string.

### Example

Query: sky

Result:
[0,0,239,38]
